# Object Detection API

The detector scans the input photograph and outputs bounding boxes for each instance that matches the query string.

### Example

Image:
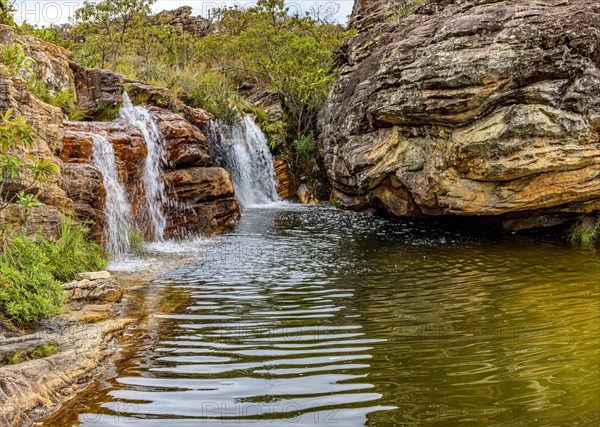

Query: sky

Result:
[12,0,355,27]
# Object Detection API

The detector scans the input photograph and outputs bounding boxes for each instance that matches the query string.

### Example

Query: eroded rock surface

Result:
[323,0,600,229]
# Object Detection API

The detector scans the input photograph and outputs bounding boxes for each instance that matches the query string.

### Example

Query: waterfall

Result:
[119,93,168,240]
[92,135,133,259]
[209,115,279,208]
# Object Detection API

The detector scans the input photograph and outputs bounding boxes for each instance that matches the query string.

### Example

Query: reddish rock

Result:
[148,107,212,168]
[164,167,240,236]
[61,163,106,242]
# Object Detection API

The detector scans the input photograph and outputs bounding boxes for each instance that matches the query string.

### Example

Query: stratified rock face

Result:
[323,0,600,230]
[76,68,123,118]
[61,163,106,241]
[148,107,212,168]
[164,167,240,236]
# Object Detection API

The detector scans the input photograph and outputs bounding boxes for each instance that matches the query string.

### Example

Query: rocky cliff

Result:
[323,0,600,230]
[0,25,240,242]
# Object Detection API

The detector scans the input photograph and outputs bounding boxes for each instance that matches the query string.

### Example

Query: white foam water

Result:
[209,115,279,208]
[119,93,168,241]
[92,134,133,260]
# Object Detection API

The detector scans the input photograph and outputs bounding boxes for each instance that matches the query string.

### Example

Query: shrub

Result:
[40,216,108,282]
[0,43,35,76]
[0,234,66,324]
[187,71,242,123]
[0,216,108,325]
[27,82,85,120]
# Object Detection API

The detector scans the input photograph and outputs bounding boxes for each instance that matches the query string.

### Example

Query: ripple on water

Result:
[43,206,599,427]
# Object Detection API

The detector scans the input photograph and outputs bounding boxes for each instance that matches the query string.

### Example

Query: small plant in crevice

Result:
[27,82,86,120]
[95,104,122,122]
[569,213,600,246]
[330,198,344,209]
[1,343,59,366]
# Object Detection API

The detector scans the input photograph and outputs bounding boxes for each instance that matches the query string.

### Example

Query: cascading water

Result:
[91,135,133,260]
[119,93,168,240]
[209,114,279,208]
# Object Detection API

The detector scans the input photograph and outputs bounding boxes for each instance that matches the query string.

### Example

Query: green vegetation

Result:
[27,82,85,120]
[0,217,107,326]
[1,343,59,365]
[330,198,344,209]
[0,43,35,76]
[126,228,146,255]
[569,214,600,246]
[0,109,60,215]
[18,0,350,192]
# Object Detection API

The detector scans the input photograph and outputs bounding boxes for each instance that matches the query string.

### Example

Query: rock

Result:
[124,81,185,108]
[75,68,123,118]
[77,271,111,281]
[164,167,240,236]
[63,278,123,303]
[156,6,214,37]
[297,184,319,205]
[61,163,106,241]
[322,0,600,230]
[274,159,294,199]
[148,107,212,168]
[21,35,78,95]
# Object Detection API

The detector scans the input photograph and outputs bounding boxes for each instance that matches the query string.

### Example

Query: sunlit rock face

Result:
[322,0,600,230]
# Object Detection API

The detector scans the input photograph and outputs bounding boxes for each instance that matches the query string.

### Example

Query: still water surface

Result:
[43,205,600,426]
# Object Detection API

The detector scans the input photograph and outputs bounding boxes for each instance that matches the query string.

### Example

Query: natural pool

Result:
[43,205,600,426]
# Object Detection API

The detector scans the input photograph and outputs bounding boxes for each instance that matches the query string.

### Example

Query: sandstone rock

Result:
[297,184,319,205]
[21,35,78,95]
[274,159,294,199]
[148,107,212,168]
[156,6,214,37]
[63,278,123,303]
[322,0,600,230]
[164,167,240,236]
[61,163,105,241]
[76,68,123,118]
[124,81,185,108]
[77,271,111,281]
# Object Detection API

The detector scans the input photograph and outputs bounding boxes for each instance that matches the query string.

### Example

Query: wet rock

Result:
[148,107,212,168]
[164,167,240,236]
[60,163,106,241]
[75,68,123,118]
[322,0,600,230]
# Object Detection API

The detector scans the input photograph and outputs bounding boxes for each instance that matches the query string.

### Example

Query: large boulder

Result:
[322,0,600,230]
[164,167,240,235]
[76,68,123,118]
[148,107,212,168]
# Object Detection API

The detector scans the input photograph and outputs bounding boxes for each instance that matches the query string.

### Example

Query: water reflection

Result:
[43,206,599,426]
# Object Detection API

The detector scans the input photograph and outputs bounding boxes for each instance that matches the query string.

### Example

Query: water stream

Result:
[209,115,280,208]
[119,93,168,241]
[91,135,133,259]
[43,206,600,426]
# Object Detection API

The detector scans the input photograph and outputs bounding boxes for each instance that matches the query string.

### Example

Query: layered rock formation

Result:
[323,0,600,230]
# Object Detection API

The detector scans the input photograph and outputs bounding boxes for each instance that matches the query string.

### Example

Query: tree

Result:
[71,0,154,68]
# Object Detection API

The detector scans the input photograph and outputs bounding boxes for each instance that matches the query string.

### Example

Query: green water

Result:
[43,205,600,426]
